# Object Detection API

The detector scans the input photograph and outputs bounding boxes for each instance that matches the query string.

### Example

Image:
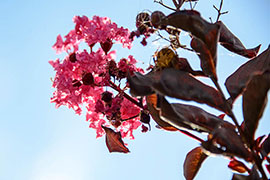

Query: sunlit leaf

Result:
[225,46,270,102]
[242,71,270,144]
[217,21,261,58]
[146,94,178,131]
[102,126,130,153]
[183,146,207,180]
[191,37,217,80]
[228,159,247,173]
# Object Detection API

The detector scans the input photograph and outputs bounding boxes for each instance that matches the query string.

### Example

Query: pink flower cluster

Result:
[50,15,145,139]
[52,16,132,54]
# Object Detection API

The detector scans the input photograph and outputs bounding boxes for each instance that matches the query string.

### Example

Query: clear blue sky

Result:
[0,0,269,180]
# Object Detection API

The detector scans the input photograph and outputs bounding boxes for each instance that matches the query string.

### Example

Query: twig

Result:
[154,0,177,11]
[172,0,180,10]
[178,129,204,142]
[109,80,144,109]
[213,0,228,22]
[122,114,140,121]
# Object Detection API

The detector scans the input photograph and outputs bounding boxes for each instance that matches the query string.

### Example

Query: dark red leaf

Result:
[242,71,270,144]
[217,21,261,58]
[202,123,252,161]
[102,126,130,153]
[159,96,232,133]
[127,72,156,97]
[146,94,178,131]
[183,146,207,180]
[160,10,220,62]
[129,68,228,113]
[225,46,270,102]
[191,37,217,80]
[156,68,228,113]
[228,159,247,173]
[172,57,206,77]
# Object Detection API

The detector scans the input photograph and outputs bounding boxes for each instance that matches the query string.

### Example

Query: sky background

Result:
[0,0,269,180]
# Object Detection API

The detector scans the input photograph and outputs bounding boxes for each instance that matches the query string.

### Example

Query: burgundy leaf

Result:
[217,21,261,58]
[146,94,178,131]
[202,123,252,161]
[156,68,228,113]
[102,126,130,153]
[160,10,220,62]
[228,159,247,173]
[242,71,270,144]
[158,96,201,132]
[172,57,206,77]
[127,72,156,97]
[225,46,270,102]
[158,96,233,133]
[191,37,217,80]
[129,68,228,113]
[183,147,207,180]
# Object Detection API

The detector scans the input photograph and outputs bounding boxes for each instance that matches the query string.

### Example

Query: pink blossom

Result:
[50,15,145,139]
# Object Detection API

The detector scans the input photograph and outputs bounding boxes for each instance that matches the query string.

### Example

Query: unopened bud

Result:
[82,73,94,85]
[151,11,166,29]
[69,53,77,63]
[100,38,113,54]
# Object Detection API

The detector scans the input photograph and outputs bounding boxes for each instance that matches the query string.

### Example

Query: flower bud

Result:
[82,73,94,85]
[151,11,166,29]
[101,91,113,103]
[100,38,113,54]
[69,53,77,63]
[140,111,150,124]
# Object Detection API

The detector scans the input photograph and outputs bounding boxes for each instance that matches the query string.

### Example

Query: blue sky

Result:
[0,0,269,180]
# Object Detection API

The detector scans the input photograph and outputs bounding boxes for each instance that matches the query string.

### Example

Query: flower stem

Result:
[109,80,144,109]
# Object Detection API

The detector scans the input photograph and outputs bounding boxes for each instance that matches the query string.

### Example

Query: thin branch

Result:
[178,129,204,143]
[213,0,228,23]
[109,80,144,109]
[122,114,140,121]
[154,0,177,11]
[172,0,180,10]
